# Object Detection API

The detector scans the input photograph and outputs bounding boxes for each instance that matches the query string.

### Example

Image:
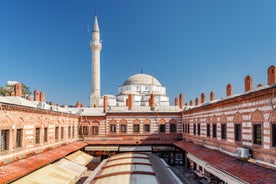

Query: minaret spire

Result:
[90,16,102,107]
[93,16,100,32]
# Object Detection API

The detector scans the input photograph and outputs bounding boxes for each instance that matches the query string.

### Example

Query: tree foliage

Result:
[0,83,31,97]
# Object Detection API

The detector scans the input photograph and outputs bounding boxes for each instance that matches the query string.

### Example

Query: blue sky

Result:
[0,0,276,106]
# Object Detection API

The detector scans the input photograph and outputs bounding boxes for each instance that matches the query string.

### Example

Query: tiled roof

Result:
[174,141,276,184]
[0,141,88,184]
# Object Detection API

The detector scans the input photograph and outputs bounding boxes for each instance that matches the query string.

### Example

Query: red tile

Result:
[174,141,276,184]
[0,141,87,184]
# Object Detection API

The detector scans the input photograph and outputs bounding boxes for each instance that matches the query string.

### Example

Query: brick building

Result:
[1,16,276,184]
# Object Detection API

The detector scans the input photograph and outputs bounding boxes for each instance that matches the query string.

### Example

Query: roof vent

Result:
[237,147,250,158]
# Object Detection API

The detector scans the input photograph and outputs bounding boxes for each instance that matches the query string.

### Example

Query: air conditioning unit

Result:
[237,147,250,158]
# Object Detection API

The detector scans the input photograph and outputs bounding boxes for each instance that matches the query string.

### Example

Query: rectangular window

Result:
[68,126,71,138]
[44,128,48,142]
[92,126,99,135]
[197,123,200,135]
[221,124,227,139]
[78,126,82,136]
[83,126,88,136]
[212,124,217,138]
[120,124,127,133]
[170,124,176,133]
[272,124,276,147]
[55,127,59,140]
[188,124,190,134]
[16,129,23,148]
[235,124,241,142]
[72,126,75,138]
[61,127,64,139]
[193,124,196,135]
[110,124,116,133]
[160,124,165,133]
[35,128,40,144]
[1,129,9,151]
[253,124,262,145]
[133,124,140,133]
[207,124,210,137]
[144,124,150,133]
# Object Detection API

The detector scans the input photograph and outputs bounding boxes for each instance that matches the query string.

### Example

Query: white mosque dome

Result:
[122,73,161,86]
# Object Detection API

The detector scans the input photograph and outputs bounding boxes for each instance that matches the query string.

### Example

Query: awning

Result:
[205,164,246,184]
[12,164,78,184]
[54,158,87,178]
[65,150,93,166]
[174,141,276,184]
[187,153,246,184]
[152,145,175,152]
[187,153,207,168]
[0,141,88,184]
[119,146,152,152]
[85,146,119,151]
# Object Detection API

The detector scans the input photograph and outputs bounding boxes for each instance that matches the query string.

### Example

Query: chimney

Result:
[268,65,276,85]
[14,83,22,97]
[49,101,54,106]
[126,98,129,107]
[149,93,155,108]
[75,101,81,108]
[175,98,179,106]
[10,91,15,96]
[200,93,205,104]
[189,100,193,106]
[210,91,215,101]
[34,90,40,101]
[195,98,199,106]
[179,93,184,109]
[128,94,133,110]
[26,95,31,101]
[103,96,108,112]
[244,75,252,92]
[40,92,45,102]
[80,104,84,108]
[226,84,232,96]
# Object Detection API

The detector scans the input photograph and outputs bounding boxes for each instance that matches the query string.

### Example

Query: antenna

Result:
[140,68,143,74]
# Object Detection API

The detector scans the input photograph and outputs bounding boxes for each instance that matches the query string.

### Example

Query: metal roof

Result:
[91,152,159,184]
[174,141,276,184]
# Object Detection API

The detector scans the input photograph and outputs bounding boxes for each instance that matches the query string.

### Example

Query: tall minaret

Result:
[90,16,102,107]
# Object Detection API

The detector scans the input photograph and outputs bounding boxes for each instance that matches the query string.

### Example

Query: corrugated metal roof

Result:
[65,150,93,166]
[109,153,148,160]
[91,152,159,184]
[174,141,276,184]
[106,158,151,166]
[12,164,78,184]
[101,164,153,175]
[93,173,159,184]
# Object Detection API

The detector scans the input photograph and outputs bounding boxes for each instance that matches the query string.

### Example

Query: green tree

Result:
[0,83,31,97]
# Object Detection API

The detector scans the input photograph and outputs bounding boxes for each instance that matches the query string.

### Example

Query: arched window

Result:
[251,110,264,145]
[233,112,242,142]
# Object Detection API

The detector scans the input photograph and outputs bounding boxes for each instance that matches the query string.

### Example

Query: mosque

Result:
[90,16,169,108]
[0,16,276,184]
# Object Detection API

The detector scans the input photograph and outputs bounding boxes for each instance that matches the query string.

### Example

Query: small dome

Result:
[122,74,161,86]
